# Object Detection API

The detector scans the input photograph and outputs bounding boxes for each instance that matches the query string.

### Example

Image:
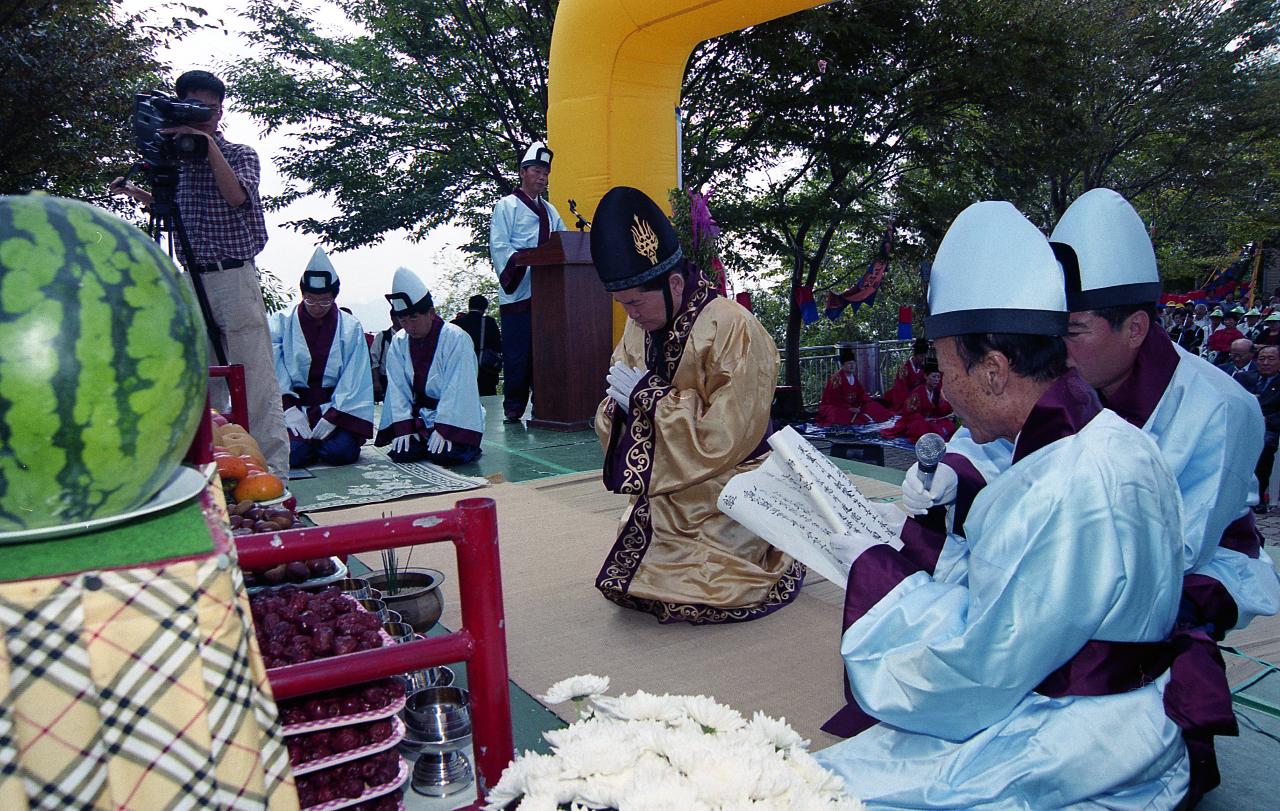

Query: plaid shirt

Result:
[175,132,268,264]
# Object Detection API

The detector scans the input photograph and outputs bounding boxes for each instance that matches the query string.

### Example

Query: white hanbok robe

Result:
[918,329,1280,635]
[269,306,374,437]
[376,317,484,448]
[488,190,564,307]
[818,375,1189,808]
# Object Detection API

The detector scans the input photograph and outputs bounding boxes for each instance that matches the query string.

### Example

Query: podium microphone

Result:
[568,199,591,231]
[914,432,947,490]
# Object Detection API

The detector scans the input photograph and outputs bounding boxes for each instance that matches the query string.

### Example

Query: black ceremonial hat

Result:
[589,187,684,292]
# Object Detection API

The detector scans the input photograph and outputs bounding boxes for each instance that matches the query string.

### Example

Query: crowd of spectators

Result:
[1166,291,1280,511]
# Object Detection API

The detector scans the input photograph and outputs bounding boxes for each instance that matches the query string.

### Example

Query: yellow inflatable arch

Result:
[547,0,829,338]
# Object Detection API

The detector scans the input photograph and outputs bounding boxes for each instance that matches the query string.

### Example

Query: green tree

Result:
[230,0,557,253]
[0,0,214,200]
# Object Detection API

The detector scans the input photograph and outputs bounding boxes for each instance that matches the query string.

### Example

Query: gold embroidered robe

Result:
[595,292,803,624]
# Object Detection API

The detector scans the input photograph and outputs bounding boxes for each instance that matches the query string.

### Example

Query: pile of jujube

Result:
[250,586,383,669]
[286,718,396,766]
[293,750,400,807]
[277,678,405,728]
[340,794,400,811]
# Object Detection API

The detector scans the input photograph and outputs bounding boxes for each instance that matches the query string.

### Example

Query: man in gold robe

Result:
[590,186,803,624]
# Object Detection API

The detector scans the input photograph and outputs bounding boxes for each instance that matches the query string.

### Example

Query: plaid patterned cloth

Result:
[0,492,296,810]
[175,132,268,265]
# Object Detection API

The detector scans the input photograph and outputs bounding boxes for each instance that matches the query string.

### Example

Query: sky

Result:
[125,0,478,332]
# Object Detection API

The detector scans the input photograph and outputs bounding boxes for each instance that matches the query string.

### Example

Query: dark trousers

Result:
[1257,430,1278,505]
[501,308,532,419]
[386,433,482,467]
[290,427,364,468]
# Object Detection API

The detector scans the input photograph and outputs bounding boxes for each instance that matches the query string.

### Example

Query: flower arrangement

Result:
[484,675,864,811]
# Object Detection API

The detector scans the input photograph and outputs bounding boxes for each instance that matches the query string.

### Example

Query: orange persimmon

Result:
[234,471,285,502]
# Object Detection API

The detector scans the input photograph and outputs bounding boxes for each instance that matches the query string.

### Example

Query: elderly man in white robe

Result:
[269,247,374,468]
[890,190,1278,803]
[816,201,1193,808]
[488,140,566,422]
[375,267,484,466]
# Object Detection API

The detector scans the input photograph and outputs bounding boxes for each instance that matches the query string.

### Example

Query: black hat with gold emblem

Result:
[590,186,684,292]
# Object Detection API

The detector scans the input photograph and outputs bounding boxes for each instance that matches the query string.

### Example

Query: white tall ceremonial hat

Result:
[300,246,339,294]
[1050,188,1160,311]
[926,201,1067,338]
[520,140,553,169]
[384,267,432,314]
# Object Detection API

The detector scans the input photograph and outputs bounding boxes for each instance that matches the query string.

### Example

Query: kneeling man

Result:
[375,268,484,466]
[816,202,1191,807]
[270,247,374,468]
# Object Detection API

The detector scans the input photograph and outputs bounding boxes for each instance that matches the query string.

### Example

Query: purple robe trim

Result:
[374,316,444,446]
[820,544,924,737]
[897,507,947,573]
[292,307,373,438]
[1181,573,1239,638]
[498,189,550,294]
[1098,325,1179,430]
[944,452,987,538]
[1011,371,1102,464]
[1218,511,1263,559]
[433,422,482,449]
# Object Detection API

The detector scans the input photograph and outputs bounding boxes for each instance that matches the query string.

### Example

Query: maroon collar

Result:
[1099,326,1179,429]
[408,315,444,406]
[1012,370,1104,464]
[298,305,340,393]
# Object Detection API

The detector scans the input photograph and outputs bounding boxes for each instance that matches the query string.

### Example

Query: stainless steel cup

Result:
[334,577,371,600]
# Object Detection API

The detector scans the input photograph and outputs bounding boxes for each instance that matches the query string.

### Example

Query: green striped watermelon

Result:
[0,195,208,532]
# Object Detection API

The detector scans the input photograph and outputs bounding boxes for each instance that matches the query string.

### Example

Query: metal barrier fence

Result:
[780,340,914,410]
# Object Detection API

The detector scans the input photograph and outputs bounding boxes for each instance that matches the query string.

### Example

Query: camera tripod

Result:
[120,161,227,365]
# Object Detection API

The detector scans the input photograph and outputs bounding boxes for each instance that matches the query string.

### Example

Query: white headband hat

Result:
[300,246,339,294]
[926,201,1067,338]
[520,140,553,169]
[384,267,432,314]
[1050,188,1159,311]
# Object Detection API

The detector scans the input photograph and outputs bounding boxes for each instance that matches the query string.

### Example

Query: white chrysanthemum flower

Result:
[541,674,611,705]
[522,773,586,807]
[484,750,559,810]
[513,793,560,811]
[684,749,754,806]
[573,771,630,809]
[556,729,645,779]
[787,749,847,796]
[652,726,721,775]
[681,694,746,733]
[593,690,685,723]
[617,764,707,811]
[749,755,800,801]
[747,710,809,752]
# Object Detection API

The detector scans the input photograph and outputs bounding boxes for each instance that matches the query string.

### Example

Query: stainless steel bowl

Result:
[402,686,471,752]
[357,597,389,621]
[334,577,371,600]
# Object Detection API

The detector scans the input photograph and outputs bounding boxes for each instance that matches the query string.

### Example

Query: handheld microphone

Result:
[914,432,947,490]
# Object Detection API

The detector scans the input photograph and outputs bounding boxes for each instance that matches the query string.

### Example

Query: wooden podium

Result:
[513,231,613,431]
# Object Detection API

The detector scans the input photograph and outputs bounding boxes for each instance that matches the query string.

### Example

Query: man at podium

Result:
[489,140,566,422]
[590,186,803,625]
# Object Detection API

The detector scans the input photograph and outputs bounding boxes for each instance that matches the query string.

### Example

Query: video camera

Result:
[132,91,212,166]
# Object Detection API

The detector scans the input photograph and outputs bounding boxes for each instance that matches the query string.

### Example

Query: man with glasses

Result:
[109,69,288,476]
[1219,338,1258,385]
[269,248,374,468]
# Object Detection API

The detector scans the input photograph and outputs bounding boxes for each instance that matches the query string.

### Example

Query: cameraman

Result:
[110,70,289,477]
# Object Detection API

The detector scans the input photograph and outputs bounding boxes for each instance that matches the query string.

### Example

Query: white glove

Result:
[311,418,336,441]
[828,532,887,570]
[606,364,647,412]
[283,406,311,439]
[427,431,451,455]
[901,462,959,517]
[390,434,413,454]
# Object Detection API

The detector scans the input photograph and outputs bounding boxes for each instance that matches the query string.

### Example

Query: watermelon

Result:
[0,195,208,532]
